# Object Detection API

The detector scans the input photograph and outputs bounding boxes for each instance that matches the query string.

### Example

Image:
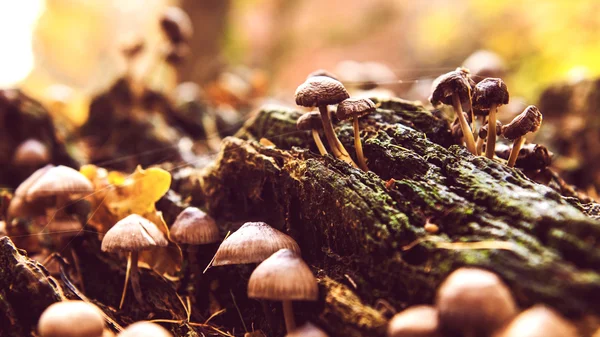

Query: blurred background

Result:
[2,0,600,192]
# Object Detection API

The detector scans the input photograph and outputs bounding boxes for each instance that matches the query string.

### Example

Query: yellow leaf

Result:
[108,166,171,215]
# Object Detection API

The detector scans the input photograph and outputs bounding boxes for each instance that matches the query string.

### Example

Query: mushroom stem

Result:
[452,94,477,154]
[282,300,296,332]
[317,106,357,167]
[468,88,476,140]
[311,129,328,156]
[353,117,369,171]
[485,104,498,159]
[187,245,201,285]
[476,137,485,156]
[507,137,526,167]
[119,252,133,309]
[129,251,145,306]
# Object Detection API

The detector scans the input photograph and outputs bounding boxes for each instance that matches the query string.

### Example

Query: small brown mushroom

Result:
[286,322,328,337]
[387,305,441,337]
[430,68,477,154]
[160,7,193,44]
[472,78,509,159]
[297,111,328,156]
[38,300,105,337]
[12,138,50,168]
[101,214,168,308]
[451,111,472,145]
[476,120,503,156]
[295,76,357,167]
[502,105,543,167]
[494,305,577,337]
[336,98,376,171]
[118,321,173,337]
[170,207,219,280]
[212,222,300,267]
[436,268,517,337]
[248,249,318,332]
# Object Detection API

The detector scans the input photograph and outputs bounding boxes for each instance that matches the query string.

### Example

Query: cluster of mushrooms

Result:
[433,68,543,167]
[295,71,376,171]
[388,267,577,337]
[34,212,324,337]
[295,67,544,170]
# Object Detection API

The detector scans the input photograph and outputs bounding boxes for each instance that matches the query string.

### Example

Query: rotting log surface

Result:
[195,97,600,336]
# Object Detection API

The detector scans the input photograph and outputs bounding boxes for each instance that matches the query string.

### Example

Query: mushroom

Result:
[295,76,357,167]
[12,138,50,168]
[502,105,543,167]
[476,120,503,156]
[101,214,168,308]
[430,68,477,154]
[336,98,376,171]
[494,305,577,337]
[118,321,173,337]
[387,305,441,337]
[212,221,300,267]
[7,164,54,219]
[22,165,93,288]
[297,111,328,156]
[286,322,328,337]
[170,207,219,281]
[472,78,509,158]
[248,248,318,332]
[450,111,471,146]
[436,268,517,337]
[38,300,105,337]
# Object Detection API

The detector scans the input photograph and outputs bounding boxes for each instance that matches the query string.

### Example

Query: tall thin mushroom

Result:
[503,105,543,167]
[336,98,376,171]
[472,78,509,159]
[101,214,168,308]
[295,76,357,167]
[430,68,477,154]
[170,207,219,283]
[297,111,328,156]
[248,249,318,332]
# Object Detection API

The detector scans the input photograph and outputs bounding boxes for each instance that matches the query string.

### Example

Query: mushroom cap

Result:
[306,69,338,81]
[296,111,323,131]
[472,78,509,113]
[212,222,300,266]
[101,214,168,253]
[496,143,552,170]
[336,98,376,120]
[38,300,105,337]
[26,165,93,202]
[160,6,193,43]
[14,164,54,198]
[12,139,50,167]
[118,321,173,337]
[429,68,475,106]
[462,50,506,82]
[436,268,517,337]
[248,248,318,301]
[478,120,503,139]
[170,207,219,245]
[502,105,543,140]
[387,305,441,337]
[295,76,350,107]
[494,305,577,337]
[286,322,328,337]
